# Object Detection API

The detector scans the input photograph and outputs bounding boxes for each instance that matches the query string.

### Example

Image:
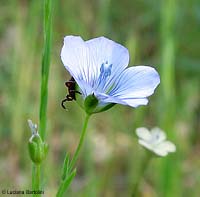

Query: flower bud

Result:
[28,120,48,164]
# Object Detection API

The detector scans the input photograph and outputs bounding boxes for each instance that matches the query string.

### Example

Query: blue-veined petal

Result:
[61,35,160,112]
[109,66,160,98]
[61,36,129,97]
[86,37,129,93]
[95,92,148,107]
[61,36,92,96]
[94,66,159,107]
[121,98,148,107]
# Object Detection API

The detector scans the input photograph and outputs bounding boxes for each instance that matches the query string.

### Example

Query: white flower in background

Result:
[61,36,160,113]
[136,127,176,156]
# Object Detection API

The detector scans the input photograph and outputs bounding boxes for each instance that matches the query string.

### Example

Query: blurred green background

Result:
[0,0,199,196]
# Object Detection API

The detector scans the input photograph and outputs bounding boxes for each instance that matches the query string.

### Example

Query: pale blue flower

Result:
[136,127,176,156]
[61,36,160,110]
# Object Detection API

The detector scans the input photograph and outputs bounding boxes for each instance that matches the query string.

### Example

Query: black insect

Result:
[61,77,81,109]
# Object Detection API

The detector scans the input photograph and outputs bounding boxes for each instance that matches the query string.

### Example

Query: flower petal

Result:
[61,36,129,97]
[158,141,176,152]
[136,127,152,141]
[151,127,166,143]
[61,36,92,96]
[138,139,153,151]
[109,66,160,99]
[86,37,129,92]
[122,98,148,107]
[153,141,176,156]
[95,92,148,107]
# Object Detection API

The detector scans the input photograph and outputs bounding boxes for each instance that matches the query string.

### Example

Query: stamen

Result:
[100,62,112,79]
[96,61,112,92]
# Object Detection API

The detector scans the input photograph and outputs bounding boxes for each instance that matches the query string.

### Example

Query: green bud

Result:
[84,94,98,114]
[28,120,48,164]
[28,134,48,165]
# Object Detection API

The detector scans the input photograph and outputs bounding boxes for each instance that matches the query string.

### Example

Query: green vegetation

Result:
[0,0,199,196]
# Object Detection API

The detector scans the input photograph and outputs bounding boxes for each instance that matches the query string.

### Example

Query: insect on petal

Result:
[61,36,130,98]
[61,36,161,113]
[61,36,92,96]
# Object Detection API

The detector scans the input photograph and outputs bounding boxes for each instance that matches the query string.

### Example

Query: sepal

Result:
[84,94,99,114]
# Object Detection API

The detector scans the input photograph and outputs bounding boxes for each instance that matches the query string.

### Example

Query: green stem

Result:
[56,114,91,197]
[69,114,90,171]
[39,0,52,141]
[131,152,152,197]
[31,0,52,194]
[32,164,41,197]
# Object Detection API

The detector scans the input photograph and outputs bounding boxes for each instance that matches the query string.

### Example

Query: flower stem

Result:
[56,114,91,197]
[69,114,91,171]
[32,164,41,197]
[131,152,152,197]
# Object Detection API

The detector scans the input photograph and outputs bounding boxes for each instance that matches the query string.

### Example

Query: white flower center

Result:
[149,133,162,146]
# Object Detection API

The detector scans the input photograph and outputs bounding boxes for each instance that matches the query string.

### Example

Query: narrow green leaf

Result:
[61,153,70,180]
[39,0,53,140]
[62,169,77,192]
[56,169,77,197]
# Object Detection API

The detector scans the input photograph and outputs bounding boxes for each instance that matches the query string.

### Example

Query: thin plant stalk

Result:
[131,152,152,197]
[159,0,180,196]
[69,114,90,171]
[32,164,41,197]
[32,0,52,194]
[39,0,53,141]
[56,114,91,197]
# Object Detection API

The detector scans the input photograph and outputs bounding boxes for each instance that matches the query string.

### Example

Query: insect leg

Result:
[61,95,74,108]
[70,90,82,95]
[61,98,68,109]
[66,95,74,101]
